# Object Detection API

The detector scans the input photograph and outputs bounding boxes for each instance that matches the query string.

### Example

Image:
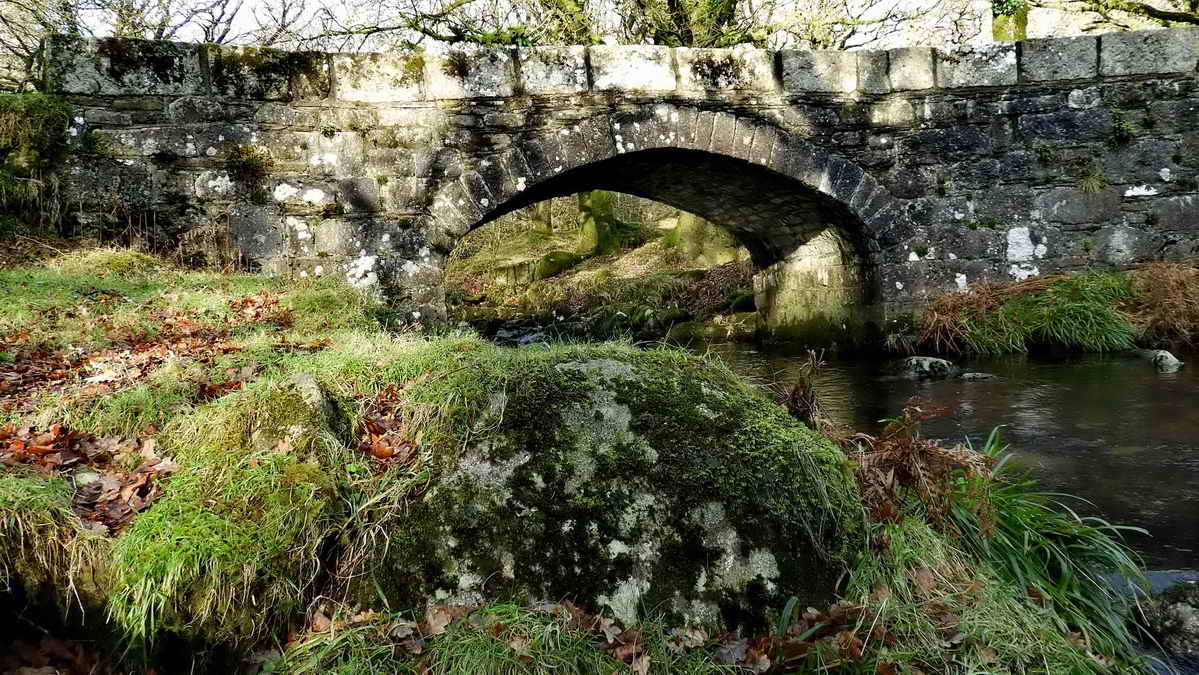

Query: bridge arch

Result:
[428,105,909,341]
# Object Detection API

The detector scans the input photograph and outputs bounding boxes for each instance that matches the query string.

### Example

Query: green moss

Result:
[97,38,190,86]
[0,93,71,234]
[210,45,328,99]
[225,145,275,198]
[48,248,164,280]
[0,470,111,605]
[1107,114,1136,147]
[359,345,863,626]
[108,377,354,645]
[400,51,426,85]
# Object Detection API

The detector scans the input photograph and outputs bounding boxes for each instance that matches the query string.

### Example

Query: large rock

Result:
[369,349,862,629]
[889,356,960,379]
[1136,349,1185,373]
[1144,581,1199,664]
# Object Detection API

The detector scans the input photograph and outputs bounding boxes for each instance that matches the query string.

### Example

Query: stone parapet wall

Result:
[45,30,1199,101]
[39,29,1199,338]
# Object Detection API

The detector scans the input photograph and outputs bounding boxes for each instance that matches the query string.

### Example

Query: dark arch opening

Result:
[470,148,877,273]
[452,148,882,346]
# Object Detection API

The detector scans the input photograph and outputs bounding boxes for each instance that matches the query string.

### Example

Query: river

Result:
[699,343,1199,573]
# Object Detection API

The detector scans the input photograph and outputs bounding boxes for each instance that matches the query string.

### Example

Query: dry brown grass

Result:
[843,405,994,533]
[916,276,1059,354]
[1125,261,1199,349]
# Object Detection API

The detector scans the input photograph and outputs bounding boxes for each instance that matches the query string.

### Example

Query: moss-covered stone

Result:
[360,345,862,630]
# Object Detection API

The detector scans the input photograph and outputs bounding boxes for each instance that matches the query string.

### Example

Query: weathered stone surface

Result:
[39,31,1199,330]
[1021,36,1097,82]
[781,50,855,93]
[889,356,960,379]
[518,46,588,95]
[1101,27,1199,76]
[207,45,329,100]
[1033,187,1121,225]
[424,45,517,99]
[887,47,935,91]
[935,44,1017,88]
[1144,580,1199,661]
[366,351,862,626]
[332,51,424,102]
[590,45,675,92]
[677,47,775,92]
[45,35,204,96]
[857,50,890,94]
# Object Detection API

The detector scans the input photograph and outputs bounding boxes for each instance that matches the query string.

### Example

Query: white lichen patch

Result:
[447,445,532,506]
[597,578,650,626]
[302,188,328,203]
[1009,263,1039,280]
[1006,226,1035,262]
[346,254,378,288]
[686,502,781,593]
[274,183,299,201]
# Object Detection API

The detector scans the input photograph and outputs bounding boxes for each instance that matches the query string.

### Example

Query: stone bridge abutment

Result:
[41,28,1199,339]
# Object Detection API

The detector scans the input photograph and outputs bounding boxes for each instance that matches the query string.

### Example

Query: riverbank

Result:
[0,249,1161,673]
[903,263,1199,358]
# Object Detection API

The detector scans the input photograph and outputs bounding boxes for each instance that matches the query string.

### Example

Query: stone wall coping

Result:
[43,27,1199,102]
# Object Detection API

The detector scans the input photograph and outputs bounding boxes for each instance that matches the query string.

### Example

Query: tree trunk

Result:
[529,200,554,234]
[576,190,618,255]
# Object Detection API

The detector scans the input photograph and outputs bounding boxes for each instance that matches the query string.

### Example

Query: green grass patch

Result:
[921,272,1138,356]
[950,433,1147,665]
[0,470,111,604]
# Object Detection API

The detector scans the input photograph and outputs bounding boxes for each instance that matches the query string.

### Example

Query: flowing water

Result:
[699,343,1199,573]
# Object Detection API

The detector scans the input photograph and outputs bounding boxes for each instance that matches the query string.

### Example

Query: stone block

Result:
[519,46,588,95]
[1101,27,1199,76]
[857,50,890,93]
[887,47,935,91]
[780,50,856,93]
[424,46,517,99]
[1021,36,1098,82]
[206,45,329,100]
[869,99,915,128]
[1017,109,1112,143]
[935,44,1017,88]
[676,47,776,92]
[1033,187,1121,226]
[333,51,424,102]
[589,45,676,92]
[44,35,204,96]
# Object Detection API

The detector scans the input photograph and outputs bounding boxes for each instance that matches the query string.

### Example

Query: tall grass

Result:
[919,272,1139,355]
[949,429,1148,664]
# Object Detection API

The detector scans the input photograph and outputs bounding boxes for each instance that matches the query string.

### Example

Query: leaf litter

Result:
[1,423,178,535]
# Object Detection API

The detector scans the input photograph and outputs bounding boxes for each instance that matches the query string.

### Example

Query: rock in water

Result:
[1138,349,1185,373]
[890,356,960,379]
[365,350,862,629]
[1143,581,1199,664]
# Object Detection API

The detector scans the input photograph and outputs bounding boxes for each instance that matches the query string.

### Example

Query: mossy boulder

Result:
[1144,581,1199,663]
[368,347,863,629]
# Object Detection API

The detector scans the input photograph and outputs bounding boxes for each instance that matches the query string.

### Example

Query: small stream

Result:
[699,343,1199,572]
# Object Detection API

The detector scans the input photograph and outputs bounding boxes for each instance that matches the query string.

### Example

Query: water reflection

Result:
[699,343,1199,570]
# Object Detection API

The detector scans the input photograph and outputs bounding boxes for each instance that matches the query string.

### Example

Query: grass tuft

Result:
[918,272,1137,355]
[48,248,165,280]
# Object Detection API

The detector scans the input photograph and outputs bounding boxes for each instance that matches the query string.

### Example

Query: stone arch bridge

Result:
[43,28,1199,339]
